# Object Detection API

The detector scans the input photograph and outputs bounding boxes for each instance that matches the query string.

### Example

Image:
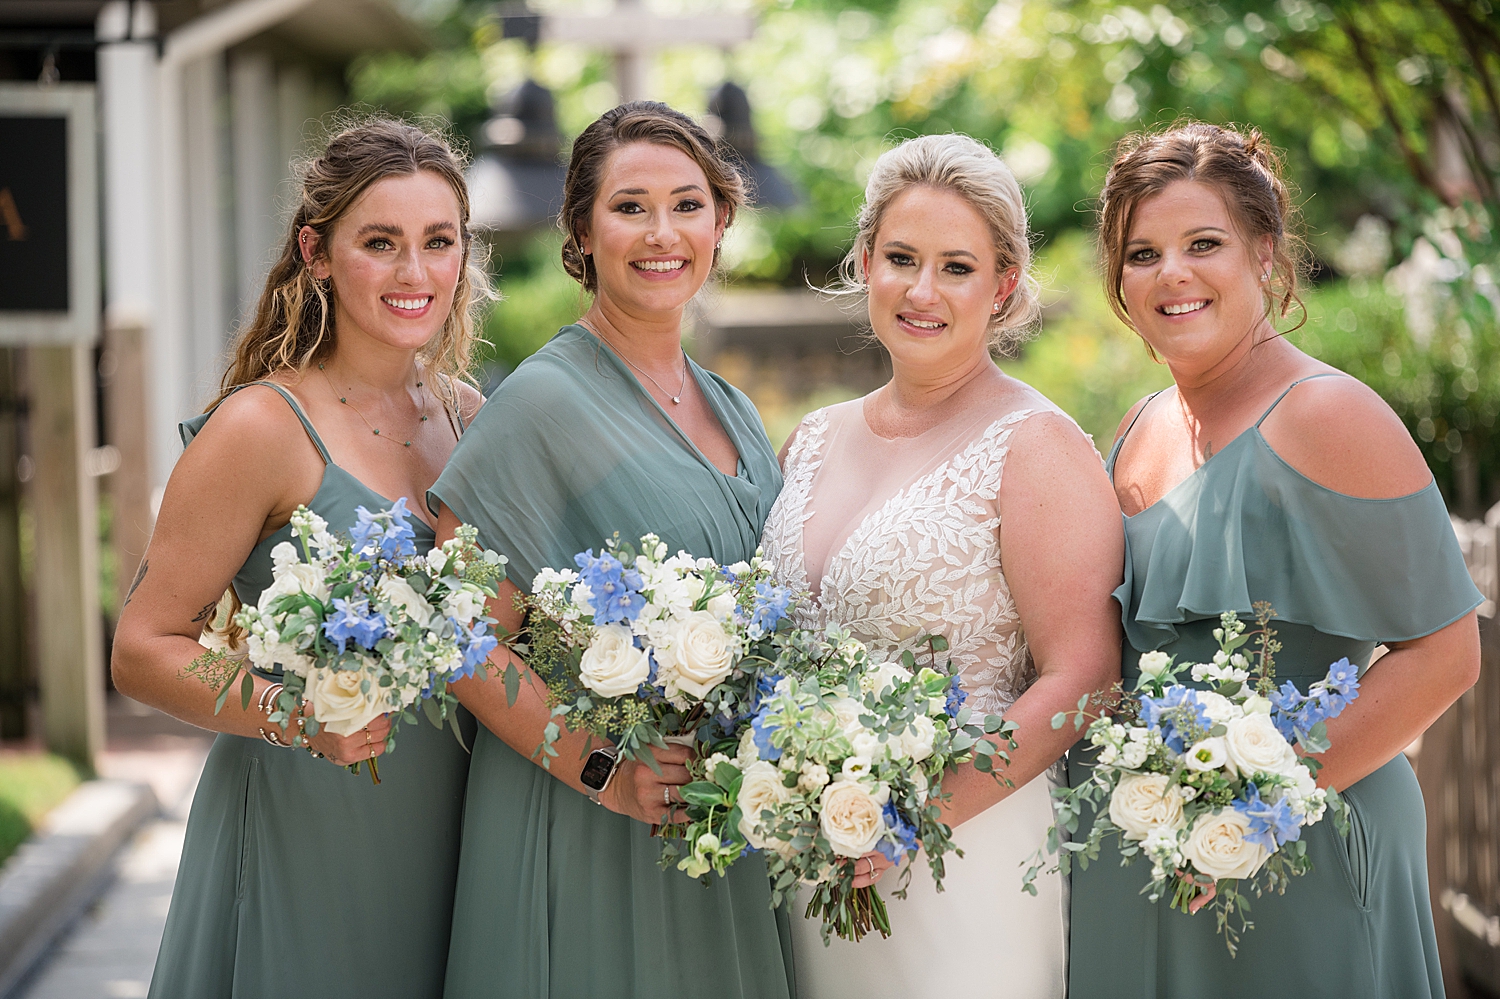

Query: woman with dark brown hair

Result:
[112,118,488,997]
[1068,120,1481,998]
[429,102,793,998]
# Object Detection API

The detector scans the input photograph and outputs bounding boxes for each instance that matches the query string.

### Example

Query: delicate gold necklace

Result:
[578,318,689,405]
[318,362,429,447]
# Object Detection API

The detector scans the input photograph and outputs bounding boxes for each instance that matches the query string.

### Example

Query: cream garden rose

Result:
[1223,712,1299,777]
[379,575,435,626]
[308,664,384,735]
[578,623,651,697]
[1182,809,1270,880]
[820,779,888,857]
[737,761,793,850]
[657,610,735,698]
[1109,772,1186,839]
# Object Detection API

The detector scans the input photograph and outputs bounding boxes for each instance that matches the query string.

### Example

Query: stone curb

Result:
[0,779,159,998]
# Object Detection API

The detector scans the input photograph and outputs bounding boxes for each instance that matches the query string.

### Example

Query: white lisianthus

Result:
[1182,810,1270,880]
[656,610,734,698]
[442,587,486,625]
[426,548,450,575]
[862,660,914,696]
[577,624,651,697]
[1223,713,1299,777]
[378,575,436,626]
[1196,691,1239,725]
[726,561,750,577]
[820,779,887,857]
[737,761,793,849]
[1108,773,1186,840]
[261,551,328,606]
[841,755,873,779]
[1137,651,1173,681]
[308,665,384,735]
[1184,737,1230,773]
[850,731,885,763]
[899,715,937,763]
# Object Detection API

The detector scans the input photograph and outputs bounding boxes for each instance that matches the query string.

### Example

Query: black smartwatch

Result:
[579,746,620,805]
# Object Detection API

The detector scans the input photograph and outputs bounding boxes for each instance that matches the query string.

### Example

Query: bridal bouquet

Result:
[190,499,506,782]
[1025,603,1359,955]
[511,534,795,768]
[668,632,1017,944]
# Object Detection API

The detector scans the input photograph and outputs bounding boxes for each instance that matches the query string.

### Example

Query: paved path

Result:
[15,697,210,999]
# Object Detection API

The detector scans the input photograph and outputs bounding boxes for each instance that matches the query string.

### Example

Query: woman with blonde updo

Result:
[1068,121,1481,998]
[113,118,488,997]
[759,132,1124,997]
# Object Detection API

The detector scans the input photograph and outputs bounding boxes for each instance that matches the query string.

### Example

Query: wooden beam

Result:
[27,345,103,773]
[103,315,152,618]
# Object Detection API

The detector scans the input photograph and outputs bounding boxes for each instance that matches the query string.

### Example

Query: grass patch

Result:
[0,754,83,865]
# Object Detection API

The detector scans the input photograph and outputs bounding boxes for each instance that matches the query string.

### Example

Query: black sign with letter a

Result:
[0,116,68,312]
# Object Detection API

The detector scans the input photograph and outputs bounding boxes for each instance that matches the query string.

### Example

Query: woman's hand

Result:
[302,712,392,767]
[851,851,895,889]
[600,743,694,825]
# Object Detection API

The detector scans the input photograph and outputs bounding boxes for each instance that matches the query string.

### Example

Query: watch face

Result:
[580,749,617,791]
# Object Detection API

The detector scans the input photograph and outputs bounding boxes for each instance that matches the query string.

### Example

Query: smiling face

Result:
[303,169,464,354]
[1119,180,1274,374]
[579,141,725,318]
[864,184,1016,375]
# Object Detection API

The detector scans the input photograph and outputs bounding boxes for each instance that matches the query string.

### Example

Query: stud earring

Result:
[992,303,1001,313]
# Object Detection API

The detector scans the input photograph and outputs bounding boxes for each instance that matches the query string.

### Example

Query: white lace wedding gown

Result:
[761,394,1069,999]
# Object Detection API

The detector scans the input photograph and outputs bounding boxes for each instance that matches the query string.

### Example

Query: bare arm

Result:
[434,504,691,824]
[939,413,1125,827]
[1261,375,1481,788]
[109,387,391,765]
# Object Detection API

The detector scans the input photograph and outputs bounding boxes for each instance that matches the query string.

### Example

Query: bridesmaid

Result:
[112,119,487,998]
[1068,121,1482,998]
[430,102,794,998]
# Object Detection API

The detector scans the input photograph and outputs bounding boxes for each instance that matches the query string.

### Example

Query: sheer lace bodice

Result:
[762,395,1068,716]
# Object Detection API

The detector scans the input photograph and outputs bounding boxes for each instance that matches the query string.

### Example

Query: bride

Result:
[761,133,1125,997]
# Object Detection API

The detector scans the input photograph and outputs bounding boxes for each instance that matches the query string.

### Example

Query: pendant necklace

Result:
[579,318,689,404]
[318,362,429,447]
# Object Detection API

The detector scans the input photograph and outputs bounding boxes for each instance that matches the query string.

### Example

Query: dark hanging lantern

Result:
[469,78,567,232]
[706,81,798,210]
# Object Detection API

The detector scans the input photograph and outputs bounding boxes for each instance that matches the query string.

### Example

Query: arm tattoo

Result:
[124,559,149,606]
[191,598,218,625]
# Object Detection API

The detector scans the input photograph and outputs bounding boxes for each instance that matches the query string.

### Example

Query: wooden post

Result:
[0,348,27,738]
[102,317,152,616]
[27,344,103,773]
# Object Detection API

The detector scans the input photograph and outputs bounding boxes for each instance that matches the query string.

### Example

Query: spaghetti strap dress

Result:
[1067,373,1483,999]
[148,382,474,999]
[430,324,795,999]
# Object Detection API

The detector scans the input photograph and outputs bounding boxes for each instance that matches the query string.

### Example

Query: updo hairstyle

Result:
[1098,121,1308,333]
[559,101,747,294]
[216,117,489,410]
[834,133,1041,355]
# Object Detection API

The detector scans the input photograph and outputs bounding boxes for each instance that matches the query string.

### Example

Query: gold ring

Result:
[364,729,372,746]
[663,786,672,807]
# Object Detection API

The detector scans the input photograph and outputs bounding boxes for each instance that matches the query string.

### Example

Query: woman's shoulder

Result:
[188,380,314,453]
[1258,370,1431,499]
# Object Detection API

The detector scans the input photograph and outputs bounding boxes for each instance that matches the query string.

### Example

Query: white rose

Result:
[1137,651,1173,681]
[442,587,486,625]
[899,715,937,763]
[1223,713,1299,777]
[706,590,736,622]
[1109,773,1186,840]
[1241,693,1272,715]
[1184,737,1229,773]
[259,558,328,608]
[737,761,793,849]
[1182,810,1270,880]
[820,779,886,857]
[378,575,436,626]
[862,661,914,696]
[1196,692,1239,725]
[657,611,735,698]
[827,697,866,738]
[850,731,885,762]
[426,548,450,575]
[308,665,384,735]
[578,624,651,697]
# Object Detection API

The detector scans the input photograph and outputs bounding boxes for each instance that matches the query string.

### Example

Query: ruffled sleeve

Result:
[1121,432,1483,651]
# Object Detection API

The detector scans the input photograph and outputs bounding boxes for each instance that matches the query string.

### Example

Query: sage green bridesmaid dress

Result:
[149,382,473,998]
[430,325,794,999]
[1068,374,1483,999]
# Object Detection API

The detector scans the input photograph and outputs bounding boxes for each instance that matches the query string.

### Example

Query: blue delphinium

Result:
[574,550,645,625]
[1320,658,1360,712]
[745,582,792,638]
[350,498,418,562]
[1138,686,1211,753]
[1234,782,1302,851]
[750,706,782,761]
[944,674,968,718]
[323,597,387,652]
[877,800,919,864]
[453,619,498,679]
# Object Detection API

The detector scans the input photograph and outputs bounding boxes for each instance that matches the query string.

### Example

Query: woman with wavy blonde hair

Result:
[112,117,489,998]
[758,132,1124,997]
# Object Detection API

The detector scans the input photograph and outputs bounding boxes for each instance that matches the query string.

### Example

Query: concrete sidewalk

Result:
[15,696,210,999]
